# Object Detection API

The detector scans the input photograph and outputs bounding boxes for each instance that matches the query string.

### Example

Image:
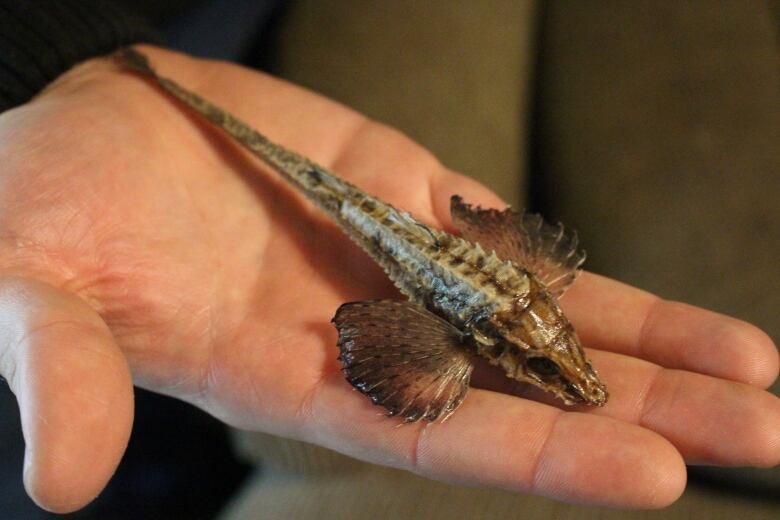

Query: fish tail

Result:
[119,47,154,76]
[117,47,353,214]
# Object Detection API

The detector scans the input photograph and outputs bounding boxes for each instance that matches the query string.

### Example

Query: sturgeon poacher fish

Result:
[120,48,608,423]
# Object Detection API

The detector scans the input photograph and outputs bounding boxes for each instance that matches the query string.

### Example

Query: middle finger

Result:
[561,272,779,388]
[511,348,780,467]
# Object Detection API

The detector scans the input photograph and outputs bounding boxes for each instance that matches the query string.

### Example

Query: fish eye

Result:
[527,357,560,377]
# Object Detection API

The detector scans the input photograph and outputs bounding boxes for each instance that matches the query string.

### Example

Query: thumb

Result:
[0,276,133,513]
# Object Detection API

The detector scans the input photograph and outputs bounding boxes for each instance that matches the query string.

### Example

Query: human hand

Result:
[0,45,778,513]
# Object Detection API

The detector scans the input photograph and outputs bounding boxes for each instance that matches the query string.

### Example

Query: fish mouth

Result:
[565,382,608,406]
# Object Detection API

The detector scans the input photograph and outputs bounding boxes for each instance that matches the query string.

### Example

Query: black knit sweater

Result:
[0,0,160,112]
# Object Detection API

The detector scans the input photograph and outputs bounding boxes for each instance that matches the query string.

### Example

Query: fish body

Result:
[120,48,607,422]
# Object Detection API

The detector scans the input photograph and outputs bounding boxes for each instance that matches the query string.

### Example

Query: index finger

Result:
[562,272,779,388]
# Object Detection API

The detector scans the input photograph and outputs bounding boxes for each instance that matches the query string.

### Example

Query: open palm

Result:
[0,46,778,513]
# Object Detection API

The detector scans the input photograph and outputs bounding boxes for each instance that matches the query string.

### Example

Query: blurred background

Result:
[1,0,778,518]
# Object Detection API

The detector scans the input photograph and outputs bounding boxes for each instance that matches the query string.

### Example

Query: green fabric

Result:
[534,0,780,391]
[263,0,538,207]
[533,0,780,499]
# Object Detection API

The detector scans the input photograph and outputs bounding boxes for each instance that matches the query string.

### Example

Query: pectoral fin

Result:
[450,195,585,297]
[332,300,473,423]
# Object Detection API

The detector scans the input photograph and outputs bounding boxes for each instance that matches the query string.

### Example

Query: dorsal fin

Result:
[450,196,585,297]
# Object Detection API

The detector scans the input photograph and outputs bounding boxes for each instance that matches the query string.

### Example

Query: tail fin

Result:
[115,47,364,218]
[118,47,155,77]
[115,47,315,188]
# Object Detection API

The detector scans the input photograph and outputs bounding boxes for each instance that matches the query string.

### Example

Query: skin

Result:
[0,45,778,513]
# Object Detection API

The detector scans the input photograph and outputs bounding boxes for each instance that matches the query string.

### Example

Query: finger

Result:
[561,272,779,388]
[300,372,685,509]
[510,348,780,467]
[587,349,780,467]
[429,169,506,230]
[0,277,133,513]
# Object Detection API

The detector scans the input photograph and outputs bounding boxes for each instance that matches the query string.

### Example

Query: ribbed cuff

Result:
[0,0,162,112]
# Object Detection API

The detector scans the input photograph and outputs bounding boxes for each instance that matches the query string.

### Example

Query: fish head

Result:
[472,284,608,406]
[519,324,608,407]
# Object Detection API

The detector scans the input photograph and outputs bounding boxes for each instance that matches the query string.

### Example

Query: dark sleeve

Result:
[0,0,161,113]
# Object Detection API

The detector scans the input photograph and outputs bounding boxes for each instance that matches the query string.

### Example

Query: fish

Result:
[119,47,608,423]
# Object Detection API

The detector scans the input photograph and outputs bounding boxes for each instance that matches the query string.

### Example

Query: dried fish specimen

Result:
[119,48,608,423]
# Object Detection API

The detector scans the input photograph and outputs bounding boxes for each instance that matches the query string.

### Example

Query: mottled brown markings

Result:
[359,198,376,212]
[305,168,322,185]
[449,256,464,267]
[434,244,520,299]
